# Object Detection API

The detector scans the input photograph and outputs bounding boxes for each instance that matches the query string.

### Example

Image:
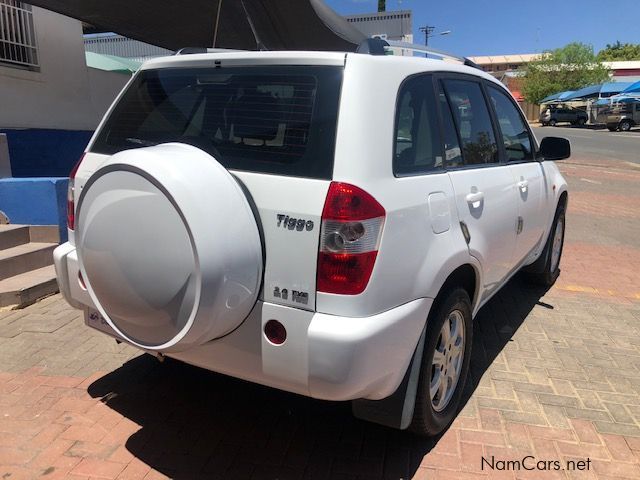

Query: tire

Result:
[620,120,632,132]
[525,203,566,287]
[549,119,557,127]
[577,117,586,126]
[409,288,473,437]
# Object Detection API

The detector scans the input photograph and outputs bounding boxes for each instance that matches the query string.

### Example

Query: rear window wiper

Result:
[125,138,158,147]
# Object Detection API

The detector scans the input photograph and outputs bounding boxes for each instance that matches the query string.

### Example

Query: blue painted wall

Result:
[0,177,68,243]
[1,128,92,178]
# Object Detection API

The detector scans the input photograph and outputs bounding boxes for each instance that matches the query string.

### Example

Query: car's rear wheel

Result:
[409,288,472,437]
[620,120,632,132]
[525,203,566,287]
[549,119,557,127]
[577,117,586,126]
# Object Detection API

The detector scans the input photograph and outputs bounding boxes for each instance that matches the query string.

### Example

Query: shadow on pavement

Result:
[88,275,551,479]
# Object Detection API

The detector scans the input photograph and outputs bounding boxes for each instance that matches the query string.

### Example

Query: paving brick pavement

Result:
[0,158,639,479]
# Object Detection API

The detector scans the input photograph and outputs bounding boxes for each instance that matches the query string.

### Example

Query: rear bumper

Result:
[54,242,432,401]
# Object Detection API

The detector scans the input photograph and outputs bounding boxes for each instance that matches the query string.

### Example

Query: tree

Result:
[597,41,640,61]
[521,42,610,104]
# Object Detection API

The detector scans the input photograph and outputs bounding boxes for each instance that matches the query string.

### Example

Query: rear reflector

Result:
[317,182,385,295]
[264,320,287,345]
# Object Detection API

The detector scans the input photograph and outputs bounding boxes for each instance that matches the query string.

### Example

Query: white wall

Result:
[0,7,129,131]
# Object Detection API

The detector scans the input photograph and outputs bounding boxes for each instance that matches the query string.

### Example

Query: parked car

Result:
[598,99,640,131]
[54,48,569,437]
[540,106,588,126]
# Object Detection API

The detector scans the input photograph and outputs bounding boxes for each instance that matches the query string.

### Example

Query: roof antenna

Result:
[240,0,267,50]
[213,0,223,47]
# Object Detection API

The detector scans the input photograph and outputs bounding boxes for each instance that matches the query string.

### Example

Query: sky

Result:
[324,0,640,57]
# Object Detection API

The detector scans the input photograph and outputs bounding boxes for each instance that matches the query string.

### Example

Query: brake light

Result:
[317,182,385,295]
[67,155,84,231]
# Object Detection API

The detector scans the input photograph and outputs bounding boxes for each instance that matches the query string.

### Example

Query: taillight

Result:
[317,182,385,295]
[67,155,84,231]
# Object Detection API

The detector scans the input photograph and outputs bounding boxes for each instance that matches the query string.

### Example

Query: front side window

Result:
[393,75,443,175]
[441,79,498,165]
[487,86,533,161]
[0,1,38,69]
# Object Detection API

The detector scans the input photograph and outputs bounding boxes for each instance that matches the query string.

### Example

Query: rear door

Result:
[87,62,345,313]
[486,83,545,264]
[438,76,519,290]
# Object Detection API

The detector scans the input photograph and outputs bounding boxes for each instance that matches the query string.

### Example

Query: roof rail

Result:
[357,39,482,70]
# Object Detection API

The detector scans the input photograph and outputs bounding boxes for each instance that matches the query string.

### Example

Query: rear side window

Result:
[394,75,443,176]
[437,84,463,168]
[442,79,498,165]
[91,66,343,179]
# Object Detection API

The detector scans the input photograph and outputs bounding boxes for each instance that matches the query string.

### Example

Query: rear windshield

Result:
[91,65,343,179]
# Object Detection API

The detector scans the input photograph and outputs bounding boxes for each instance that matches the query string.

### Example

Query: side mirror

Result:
[538,137,570,161]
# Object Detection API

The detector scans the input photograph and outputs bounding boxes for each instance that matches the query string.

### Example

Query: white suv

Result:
[54,49,569,436]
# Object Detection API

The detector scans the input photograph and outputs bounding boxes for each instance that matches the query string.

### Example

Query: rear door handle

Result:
[517,180,529,191]
[466,191,484,204]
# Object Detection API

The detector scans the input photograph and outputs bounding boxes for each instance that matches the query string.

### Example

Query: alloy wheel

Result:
[430,310,466,412]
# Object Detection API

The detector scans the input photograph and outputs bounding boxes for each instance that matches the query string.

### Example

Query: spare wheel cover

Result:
[76,143,263,352]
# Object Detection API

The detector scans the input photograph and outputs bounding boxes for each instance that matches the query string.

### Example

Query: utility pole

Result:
[419,26,435,47]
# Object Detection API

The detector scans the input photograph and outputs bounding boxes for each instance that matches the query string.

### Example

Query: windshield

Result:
[91,65,344,179]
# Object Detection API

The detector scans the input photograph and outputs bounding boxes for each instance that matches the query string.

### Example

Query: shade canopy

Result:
[595,95,639,106]
[540,91,575,103]
[562,84,603,101]
[563,82,632,101]
[623,81,640,93]
[600,82,633,94]
[28,0,366,52]
[85,52,141,74]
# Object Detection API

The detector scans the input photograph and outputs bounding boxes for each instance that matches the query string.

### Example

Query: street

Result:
[533,126,640,165]
[1,134,640,479]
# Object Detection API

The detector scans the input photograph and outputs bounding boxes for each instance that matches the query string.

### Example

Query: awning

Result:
[85,52,141,74]
[28,0,366,52]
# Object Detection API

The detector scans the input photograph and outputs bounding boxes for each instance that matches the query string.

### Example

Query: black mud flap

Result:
[352,325,427,430]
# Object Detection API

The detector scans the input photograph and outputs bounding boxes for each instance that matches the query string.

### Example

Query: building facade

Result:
[345,10,413,55]
[469,54,640,84]
[84,33,172,63]
[0,1,129,177]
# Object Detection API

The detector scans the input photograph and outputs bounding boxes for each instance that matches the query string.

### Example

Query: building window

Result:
[0,0,38,69]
